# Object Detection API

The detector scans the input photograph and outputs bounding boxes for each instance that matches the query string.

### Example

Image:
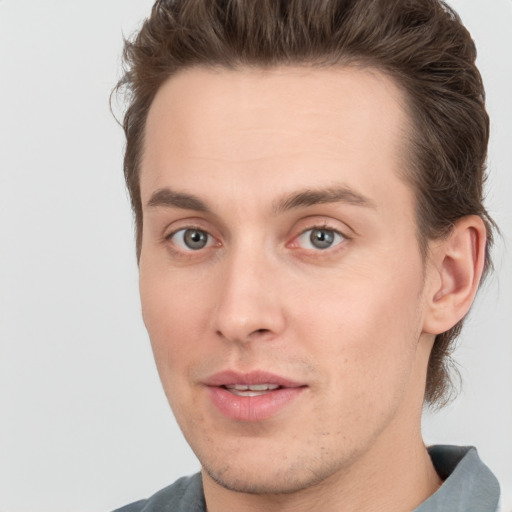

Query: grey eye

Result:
[297,228,344,250]
[172,228,211,250]
[184,229,209,249]
[310,229,335,249]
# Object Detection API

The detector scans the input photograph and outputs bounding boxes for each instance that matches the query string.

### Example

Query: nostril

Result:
[216,327,271,343]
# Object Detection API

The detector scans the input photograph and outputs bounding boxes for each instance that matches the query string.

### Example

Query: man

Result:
[112,0,500,510]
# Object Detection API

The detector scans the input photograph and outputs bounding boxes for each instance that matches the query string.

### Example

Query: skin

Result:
[138,66,485,512]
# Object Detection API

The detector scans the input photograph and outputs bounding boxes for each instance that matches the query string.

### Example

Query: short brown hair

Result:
[115,0,495,406]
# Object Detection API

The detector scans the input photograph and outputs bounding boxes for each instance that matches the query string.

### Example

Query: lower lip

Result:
[206,386,305,422]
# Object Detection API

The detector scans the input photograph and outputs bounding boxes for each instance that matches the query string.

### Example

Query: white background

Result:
[0,1,511,511]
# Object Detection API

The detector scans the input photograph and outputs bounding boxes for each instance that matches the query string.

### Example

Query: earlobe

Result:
[423,216,487,335]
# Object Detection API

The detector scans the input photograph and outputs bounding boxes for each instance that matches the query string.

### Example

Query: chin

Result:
[201,453,341,496]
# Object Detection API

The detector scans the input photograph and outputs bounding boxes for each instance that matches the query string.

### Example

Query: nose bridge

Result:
[213,238,285,343]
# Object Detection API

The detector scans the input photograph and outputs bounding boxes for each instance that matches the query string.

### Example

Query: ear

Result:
[422,215,487,335]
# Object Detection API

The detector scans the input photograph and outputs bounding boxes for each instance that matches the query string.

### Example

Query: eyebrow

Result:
[146,188,211,212]
[273,185,376,213]
[145,184,376,214]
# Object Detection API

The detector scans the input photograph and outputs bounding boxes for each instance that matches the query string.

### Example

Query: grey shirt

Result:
[112,445,500,512]
[415,445,500,512]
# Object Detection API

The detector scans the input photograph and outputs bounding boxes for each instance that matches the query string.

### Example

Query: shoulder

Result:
[111,473,205,512]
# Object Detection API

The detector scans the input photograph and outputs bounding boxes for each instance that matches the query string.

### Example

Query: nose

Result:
[212,247,286,344]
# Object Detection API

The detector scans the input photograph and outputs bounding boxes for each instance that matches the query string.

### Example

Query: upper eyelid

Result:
[296,223,349,240]
[166,225,207,238]
[291,213,353,232]
[163,219,219,240]
[297,226,346,242]
[300,224,342,234]
[154,211,227,239]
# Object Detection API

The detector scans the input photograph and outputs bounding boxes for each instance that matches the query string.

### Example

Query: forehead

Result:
[141,65,413,215]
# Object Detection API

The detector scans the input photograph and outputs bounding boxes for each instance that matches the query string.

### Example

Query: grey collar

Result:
[414,445,500,512]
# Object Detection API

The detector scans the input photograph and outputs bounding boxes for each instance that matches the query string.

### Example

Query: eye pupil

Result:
[310,228,334,249]
[184,229,208,249]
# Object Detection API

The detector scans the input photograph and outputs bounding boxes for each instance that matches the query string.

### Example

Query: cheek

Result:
[295,258,425,395]
[302,294,421,441]
[139,266,212,376]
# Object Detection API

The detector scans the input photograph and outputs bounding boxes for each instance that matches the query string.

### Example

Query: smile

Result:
[204,371,306,422]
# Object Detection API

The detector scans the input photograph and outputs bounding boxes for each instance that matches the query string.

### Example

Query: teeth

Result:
[224,383,281,396]
[225,384,280,391]
[249,384,279,391]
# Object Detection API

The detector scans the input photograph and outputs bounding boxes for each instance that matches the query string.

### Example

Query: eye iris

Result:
[310,228,334,249]
[184,229,208,249]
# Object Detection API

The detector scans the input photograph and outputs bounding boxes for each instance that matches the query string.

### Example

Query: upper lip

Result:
[203,370,305,388]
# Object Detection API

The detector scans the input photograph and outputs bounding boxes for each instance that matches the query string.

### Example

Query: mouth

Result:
[203,371,306,422]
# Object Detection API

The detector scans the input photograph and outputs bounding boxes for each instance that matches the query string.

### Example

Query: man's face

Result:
[139,66,435,494]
